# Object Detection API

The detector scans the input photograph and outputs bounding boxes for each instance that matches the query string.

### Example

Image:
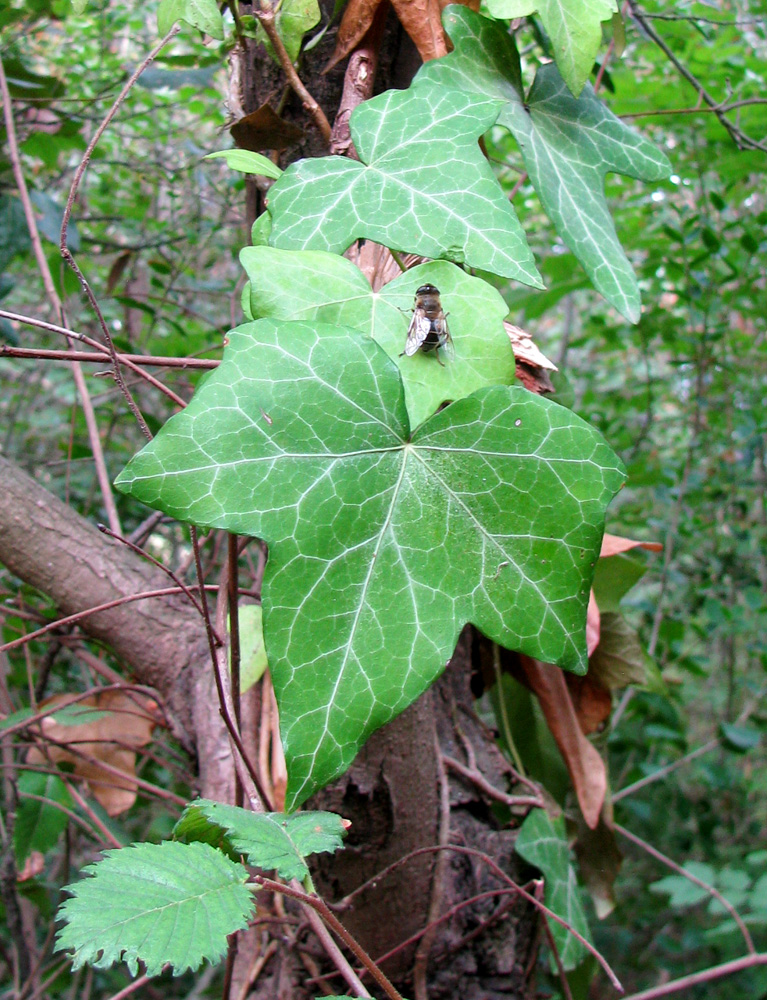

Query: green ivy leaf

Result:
[175,800,347,880]
[267,87,543,287]
[56,841,253,975]
[516,809,592,970]
[416,8,672,322]
[157,0,225,40]
[205,149,282,179]
[484,0,617,96]
[240,247,515,427]
[15,771,73,864]
[115,321,624,808]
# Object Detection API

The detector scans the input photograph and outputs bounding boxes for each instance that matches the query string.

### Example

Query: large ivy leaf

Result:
[485,0,617,96]
[416,8,672,322]
[115,321,624,808]
[516,808,592,970]
[174,800,347,880]
[240,247,514,428]
[56,841,253,975]
[266,86,543,287]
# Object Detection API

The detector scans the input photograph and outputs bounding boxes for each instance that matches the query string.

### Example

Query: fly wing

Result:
[440,319,456,362]
[402,311,431,356]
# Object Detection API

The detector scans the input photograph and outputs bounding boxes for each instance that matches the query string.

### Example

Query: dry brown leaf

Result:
[601,532,663,557]
[17,851,45,882]
[327,0,479,71]
[565,672,612,735]
[26,690,159,817]
[573,802,622,919]
[230,104,304,153]
[586,589,600,657]
[518,655,606,829]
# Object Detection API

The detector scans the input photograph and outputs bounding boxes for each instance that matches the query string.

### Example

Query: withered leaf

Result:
[231,104,304,152]
[327,0,479,71]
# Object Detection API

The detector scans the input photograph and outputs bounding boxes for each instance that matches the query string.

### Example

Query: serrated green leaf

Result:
[516,809,592,970]
[15,771,73,863]
[175,800,346,879]
[240,247,515,427]
[115,321,624,807]
[56,841,253,976]
[267,87,542,287]
[486,0,617,96]
[255,0,321,63]
[157,0,224,40]
[205,149,282,179]
[416,8,671,322]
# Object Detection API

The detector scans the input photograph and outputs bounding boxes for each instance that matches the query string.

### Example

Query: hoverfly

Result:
[400,284,454,366]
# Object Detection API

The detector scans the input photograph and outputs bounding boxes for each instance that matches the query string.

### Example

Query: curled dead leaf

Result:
[601,532,663,557]
[518,655,606,829]
[327,0,480,71]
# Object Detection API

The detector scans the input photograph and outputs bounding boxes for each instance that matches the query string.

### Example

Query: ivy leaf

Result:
[174,800,347,880]
[416,8,672,322]
[266,86,543,287]
[516,809,592,970]
[157,0,225,40]
[484,0,617,96]
[56,841,253,975]
[115,321,624,808]
[240,247,514,427]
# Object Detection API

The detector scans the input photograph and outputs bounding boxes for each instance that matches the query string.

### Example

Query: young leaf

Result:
[240,247,515,427]
[205,149,283,179]
[266,87,543,288]
[175,800,347,880]
[416,8,672,322]
[484,0,618,96]
[516,808,592,969]
[233,604,268,693]
[56,841,253,975]
[15,771,73,864]
[157,0,225,40]
[115,320,624,808]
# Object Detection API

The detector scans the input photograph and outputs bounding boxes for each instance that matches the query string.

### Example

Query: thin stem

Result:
[0,54,122,534]
[256,877,401,1000]
[59,25,183,441]
[251,5,332,145]
[619,953,767,1000]
[614,822,755,955]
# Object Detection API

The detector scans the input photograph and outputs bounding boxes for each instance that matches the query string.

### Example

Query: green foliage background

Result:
[1,0,766,997]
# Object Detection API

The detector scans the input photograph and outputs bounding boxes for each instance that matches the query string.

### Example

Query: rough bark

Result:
[0,456,233,802]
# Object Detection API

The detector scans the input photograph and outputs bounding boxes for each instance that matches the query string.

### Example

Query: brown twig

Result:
[0,586,219,656]
[251,4,332,146]
[0,55,122,534]
[442,754,543,809]
[614,822,755,955]
[619,953,767,1000]
[59,25,183,441]
[256,877,399,1000]
[627,0,767,153]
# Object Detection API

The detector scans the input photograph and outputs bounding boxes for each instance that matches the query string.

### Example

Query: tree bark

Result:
[0,456,233,802]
